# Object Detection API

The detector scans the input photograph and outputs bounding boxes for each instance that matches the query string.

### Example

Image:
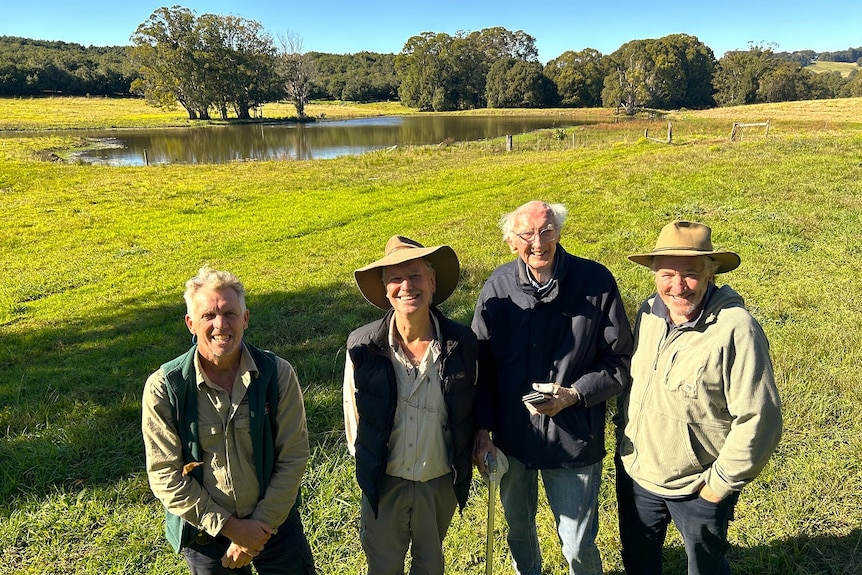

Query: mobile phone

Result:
[522,391,553,405]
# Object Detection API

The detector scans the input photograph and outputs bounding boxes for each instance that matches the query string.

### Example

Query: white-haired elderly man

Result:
[615,220,782,575]
[472,200,633,575]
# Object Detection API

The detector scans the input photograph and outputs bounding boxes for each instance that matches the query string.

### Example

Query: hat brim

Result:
[355,245,460,310]
[628,249,741,273]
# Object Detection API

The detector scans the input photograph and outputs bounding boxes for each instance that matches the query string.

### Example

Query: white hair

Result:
[499,201,567,242]
[183,265,246,315]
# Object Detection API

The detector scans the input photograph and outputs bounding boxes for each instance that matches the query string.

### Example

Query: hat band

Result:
[652,246,713,253]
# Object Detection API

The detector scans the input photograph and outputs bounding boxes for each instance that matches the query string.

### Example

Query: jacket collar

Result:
[516,243,568,299]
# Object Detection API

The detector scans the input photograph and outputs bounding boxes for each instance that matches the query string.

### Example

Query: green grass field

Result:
[1,97,861,574]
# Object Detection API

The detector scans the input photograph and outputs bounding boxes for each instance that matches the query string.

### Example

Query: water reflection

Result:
[54,115,588,165]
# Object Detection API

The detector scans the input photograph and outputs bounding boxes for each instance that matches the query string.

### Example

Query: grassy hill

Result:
[806,60,859,77]
[1,97,860,574]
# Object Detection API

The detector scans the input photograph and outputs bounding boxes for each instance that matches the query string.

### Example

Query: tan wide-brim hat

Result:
[628,220,741,273]
[354,235,460,310]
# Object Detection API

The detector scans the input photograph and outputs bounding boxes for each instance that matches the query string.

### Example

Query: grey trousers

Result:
[359,473,457,575]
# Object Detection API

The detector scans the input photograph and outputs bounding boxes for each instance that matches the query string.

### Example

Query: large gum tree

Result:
[131,6,278,120]
[395,27,539,111]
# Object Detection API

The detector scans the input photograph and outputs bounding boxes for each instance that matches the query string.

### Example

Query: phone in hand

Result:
[522,390,553,405]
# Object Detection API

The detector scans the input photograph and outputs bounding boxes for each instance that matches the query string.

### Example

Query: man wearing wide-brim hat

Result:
[614,220,783,575]
[342,235,478,575]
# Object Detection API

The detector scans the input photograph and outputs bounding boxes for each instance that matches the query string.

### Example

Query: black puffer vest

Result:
[347,306,477,517]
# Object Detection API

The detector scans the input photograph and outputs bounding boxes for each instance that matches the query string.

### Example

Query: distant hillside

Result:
[806,61,859,77]
[0,35,135,96]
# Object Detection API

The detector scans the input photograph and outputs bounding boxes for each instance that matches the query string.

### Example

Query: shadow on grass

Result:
[0,279,393,506]
[2,271,860,573]
[0,260,678,509]
[604,527,862,575]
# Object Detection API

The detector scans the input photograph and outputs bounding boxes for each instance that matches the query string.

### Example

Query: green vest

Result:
[160,342,289,552]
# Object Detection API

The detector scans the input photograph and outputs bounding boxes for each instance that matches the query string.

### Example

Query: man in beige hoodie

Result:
[615,221,782,575]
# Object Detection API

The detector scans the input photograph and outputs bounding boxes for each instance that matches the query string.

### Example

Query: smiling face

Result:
[507,203,559,283]
[653,255,714,324]
[185,286,249,367]
[383,259,436,319]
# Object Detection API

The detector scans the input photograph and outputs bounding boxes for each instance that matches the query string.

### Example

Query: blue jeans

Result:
[499,455,603,575]
[615,456,739,575]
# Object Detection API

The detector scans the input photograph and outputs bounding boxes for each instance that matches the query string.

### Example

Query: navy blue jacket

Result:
[472,245,633,468]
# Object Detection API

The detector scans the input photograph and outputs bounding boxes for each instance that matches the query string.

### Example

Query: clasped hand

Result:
[219,517,274,569]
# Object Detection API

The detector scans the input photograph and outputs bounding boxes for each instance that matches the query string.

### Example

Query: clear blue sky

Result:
[1,0,859,62]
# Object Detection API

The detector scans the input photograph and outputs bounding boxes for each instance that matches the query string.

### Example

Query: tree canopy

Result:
[0,36,135,96]
[395,27,539,111]
[4,15,861,115]
[130,6,280,119]
[713,44,856,106]
[395,32,474,111]
[544,49,607,107]
[308,52,398,102]
[486,58,557,108]
[601,34,715,114]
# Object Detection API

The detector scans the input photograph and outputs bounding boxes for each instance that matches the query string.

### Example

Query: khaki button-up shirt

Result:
[343,314,452,482]
[142,344,309,537]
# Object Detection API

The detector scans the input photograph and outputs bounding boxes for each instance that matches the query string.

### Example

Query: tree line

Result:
[1,6,861,116]
[777,47,862,67]
[0,37,136,96]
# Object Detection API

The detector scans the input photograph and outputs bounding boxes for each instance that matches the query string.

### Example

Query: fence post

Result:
[506,135,513,152]
[667,122,673,144]
[730,121,768,141]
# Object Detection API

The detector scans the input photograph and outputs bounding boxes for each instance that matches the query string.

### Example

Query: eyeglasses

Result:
[515,224,557,244]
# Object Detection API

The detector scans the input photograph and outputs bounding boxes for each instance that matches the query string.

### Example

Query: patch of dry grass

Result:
[0,96,192,130]
[806,61,859,78]
[0,97,414,131]
[677,96,862,124]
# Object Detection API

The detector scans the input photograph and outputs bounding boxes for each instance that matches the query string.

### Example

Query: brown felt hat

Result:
[628,220,741,273]
[354,235,460,310]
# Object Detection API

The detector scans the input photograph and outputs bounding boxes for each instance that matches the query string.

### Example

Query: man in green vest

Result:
[142,266,316,574]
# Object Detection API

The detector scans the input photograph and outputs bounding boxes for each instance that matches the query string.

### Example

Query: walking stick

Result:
[485,451,498,575]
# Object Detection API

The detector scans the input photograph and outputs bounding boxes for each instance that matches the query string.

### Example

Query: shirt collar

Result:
[193,342,257,390]
[519,245,561,297]
[387,312,442,359]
